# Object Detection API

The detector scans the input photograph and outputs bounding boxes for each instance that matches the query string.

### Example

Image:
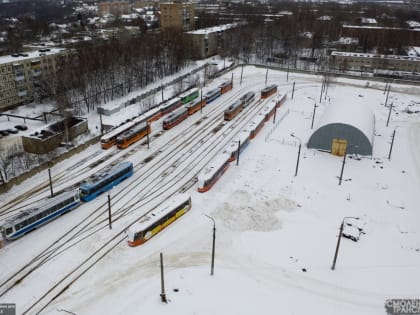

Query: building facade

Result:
[331,51,420,73]
[160,2,194,31]
[186,23,237,59]
[98,1,131,16]
[0,48,69,110]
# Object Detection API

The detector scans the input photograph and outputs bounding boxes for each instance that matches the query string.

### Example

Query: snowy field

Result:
[1,65,420,315]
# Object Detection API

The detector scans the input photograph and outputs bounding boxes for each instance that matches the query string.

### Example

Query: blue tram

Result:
[240,91,255,108]
[204,88,222,104]
[0,190,80,240]
[79,161,134,202]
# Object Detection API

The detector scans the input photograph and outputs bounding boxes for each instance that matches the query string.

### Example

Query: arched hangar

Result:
[307,102,375,156]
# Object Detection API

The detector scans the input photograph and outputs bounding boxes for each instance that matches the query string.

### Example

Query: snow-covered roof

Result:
[406,20,420,29]
[332,51,420,62]
[0,48,66,65]
[337,37,359,45]
[318,15,332,21]
[307,101,375,155]
[187,23,237,35]
[361,18,377,24]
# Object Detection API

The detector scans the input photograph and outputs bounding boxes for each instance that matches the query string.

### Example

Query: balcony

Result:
[17,89,27,97]
[14,73,25,81]
[32,69,42,77]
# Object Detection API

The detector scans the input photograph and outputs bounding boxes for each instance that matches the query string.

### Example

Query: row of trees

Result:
[41,28,193,115]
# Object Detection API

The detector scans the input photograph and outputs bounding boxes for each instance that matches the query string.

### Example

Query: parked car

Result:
[6,128,19,134]
[14,124,28,131]
[0,130,9,136]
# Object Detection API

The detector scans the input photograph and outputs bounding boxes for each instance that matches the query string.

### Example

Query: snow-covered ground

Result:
[1,65,420,315]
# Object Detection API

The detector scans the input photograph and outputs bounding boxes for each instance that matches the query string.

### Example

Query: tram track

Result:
[1,78,318,313]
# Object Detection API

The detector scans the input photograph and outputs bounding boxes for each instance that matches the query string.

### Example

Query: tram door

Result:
[331,138,347,156]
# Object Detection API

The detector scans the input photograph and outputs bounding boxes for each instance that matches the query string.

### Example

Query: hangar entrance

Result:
[331,138,347,156]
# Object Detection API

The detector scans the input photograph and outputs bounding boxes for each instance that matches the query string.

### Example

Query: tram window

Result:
[5,227,13,235]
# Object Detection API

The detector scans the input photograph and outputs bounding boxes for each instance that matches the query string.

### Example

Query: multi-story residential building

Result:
[98,1,130,17]
[186,23,237,59]
[330,51,420,73]
[0,48,68,110]
[160,2,194,31]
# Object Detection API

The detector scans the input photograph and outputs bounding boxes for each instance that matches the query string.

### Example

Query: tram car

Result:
[185,98,206,115]
[259,100,277,122]
[160,97,183,116]
[260,84,278,99]
[142,107,162,123]
[163,107,188,130]
[180,88,199,104]
[244,114,265,139]
[240,91,255,108]
[224,100,243,121]
[0,190,80,240]
[79,161,134,202]
[274,93,287,108]
[100,121,136,149]
[219,81,233,94]
[197,152,231,193]
[116,122,150,149]
[223,131,251,161]
[204,88,222,104]
[127,194,192,246]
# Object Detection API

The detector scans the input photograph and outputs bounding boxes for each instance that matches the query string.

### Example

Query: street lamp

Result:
[290,133,302,177]
[204,214,216,276]
[331,216,360,270]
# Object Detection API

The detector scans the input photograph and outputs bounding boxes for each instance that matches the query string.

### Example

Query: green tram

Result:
[180,88,199,104]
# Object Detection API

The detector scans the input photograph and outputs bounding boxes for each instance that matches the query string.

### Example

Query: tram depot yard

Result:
[1,65,420,314]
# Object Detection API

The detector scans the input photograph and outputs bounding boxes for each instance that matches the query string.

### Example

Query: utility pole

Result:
[240,64,244,85]
[99,111,104,135]
[161,85,164,102]
[265,68,268,85]
[338,148,347,186]
[292,81,295,99]
[331,217,359,270]
[107,193,112,229]
[147,122,150,149]
[386,102,393,127]
[48,168,53,198]
[287,63,290,82]
[388,128,396,160]
[291,133,302,176]
[311,102,317,129]
[200,89,203,114]
[385,84,391,107]
[160,252,167,303]
[236,140,241,166]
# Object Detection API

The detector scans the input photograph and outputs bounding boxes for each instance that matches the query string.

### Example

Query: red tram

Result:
[219,81,233,94]
[116,122,151,149]
[224,100,243,121]
[163,107,188,130]
[261,84,278,99]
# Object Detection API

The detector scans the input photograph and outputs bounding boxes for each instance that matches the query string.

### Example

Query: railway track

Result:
[1,78,318,313]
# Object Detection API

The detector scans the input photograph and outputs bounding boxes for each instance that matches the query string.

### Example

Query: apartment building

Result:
[160,2,194,31]
[186,23,237,59]
[331,51,420,73]
[0,48,69,110]
[98,1,130,16]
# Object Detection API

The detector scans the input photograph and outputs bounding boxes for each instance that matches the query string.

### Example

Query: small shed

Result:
[307,102,375,155]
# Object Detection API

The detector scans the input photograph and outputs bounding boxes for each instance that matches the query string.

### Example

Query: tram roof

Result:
[1,190,79,227]
[129,193,191,232]
[198,153,230,181]
[80,161,132,188]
